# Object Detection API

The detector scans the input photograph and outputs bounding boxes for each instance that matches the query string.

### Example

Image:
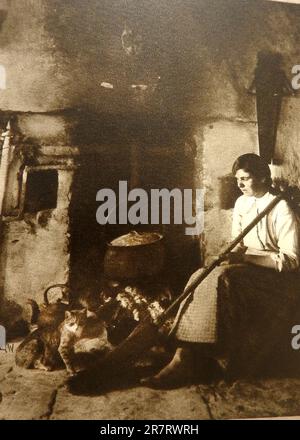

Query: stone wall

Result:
[0,141,74,307]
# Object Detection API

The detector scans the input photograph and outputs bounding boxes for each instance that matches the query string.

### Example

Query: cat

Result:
[16,304,113,374]
[58,309,113,375]
[15,306,64,371]
[15,326,63,370]
[16,284,75,370]
[16,286,70,370]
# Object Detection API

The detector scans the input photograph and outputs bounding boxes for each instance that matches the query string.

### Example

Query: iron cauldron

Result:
[104,231,165,280]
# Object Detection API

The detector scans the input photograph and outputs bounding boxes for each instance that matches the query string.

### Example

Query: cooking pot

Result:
[103,231,165,280]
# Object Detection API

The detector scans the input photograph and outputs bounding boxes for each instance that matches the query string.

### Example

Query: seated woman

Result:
[142,153,300,388]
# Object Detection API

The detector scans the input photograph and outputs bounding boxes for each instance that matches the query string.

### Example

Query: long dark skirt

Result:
[171,264,300,377]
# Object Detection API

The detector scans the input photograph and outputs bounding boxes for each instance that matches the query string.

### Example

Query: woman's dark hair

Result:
[232,153,272,186]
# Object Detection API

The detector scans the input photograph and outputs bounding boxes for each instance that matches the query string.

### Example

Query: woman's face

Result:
[235,169,267,198]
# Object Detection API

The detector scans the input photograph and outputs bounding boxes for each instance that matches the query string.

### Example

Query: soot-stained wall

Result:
[0,0,298,118]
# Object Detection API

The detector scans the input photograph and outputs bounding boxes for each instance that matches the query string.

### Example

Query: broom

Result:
[67,191,287,392]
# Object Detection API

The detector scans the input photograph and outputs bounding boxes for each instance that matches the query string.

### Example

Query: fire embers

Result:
[100,283,173,346]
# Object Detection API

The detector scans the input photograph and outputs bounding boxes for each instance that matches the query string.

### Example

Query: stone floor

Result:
[1,342,300,420]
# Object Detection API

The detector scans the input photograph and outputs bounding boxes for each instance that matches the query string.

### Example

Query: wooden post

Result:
[0,121,12,215]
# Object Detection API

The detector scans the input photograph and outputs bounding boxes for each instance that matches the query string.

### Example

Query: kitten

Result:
[15,333,43,369]
[15,315,64,371]
[58,309,113,375]
[16,291,69,370]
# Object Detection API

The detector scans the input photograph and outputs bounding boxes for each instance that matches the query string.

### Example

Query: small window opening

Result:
[24,169,58,213]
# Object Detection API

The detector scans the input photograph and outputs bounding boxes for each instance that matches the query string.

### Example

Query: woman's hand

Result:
[219,252,277,270]
[219,252,245,265]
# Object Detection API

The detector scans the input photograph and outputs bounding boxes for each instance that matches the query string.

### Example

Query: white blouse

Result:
[232,191,300,272]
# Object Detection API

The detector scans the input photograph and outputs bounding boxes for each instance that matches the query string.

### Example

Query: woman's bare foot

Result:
[140,347,195,388]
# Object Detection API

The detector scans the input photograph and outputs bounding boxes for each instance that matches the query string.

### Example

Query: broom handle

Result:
[156,191,286,326]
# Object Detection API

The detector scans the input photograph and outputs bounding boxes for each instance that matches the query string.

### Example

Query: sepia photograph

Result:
[1,0,300,422]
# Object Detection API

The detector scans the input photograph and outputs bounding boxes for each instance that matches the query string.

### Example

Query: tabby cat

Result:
[16,300,113,373]
[58,309,113,375]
